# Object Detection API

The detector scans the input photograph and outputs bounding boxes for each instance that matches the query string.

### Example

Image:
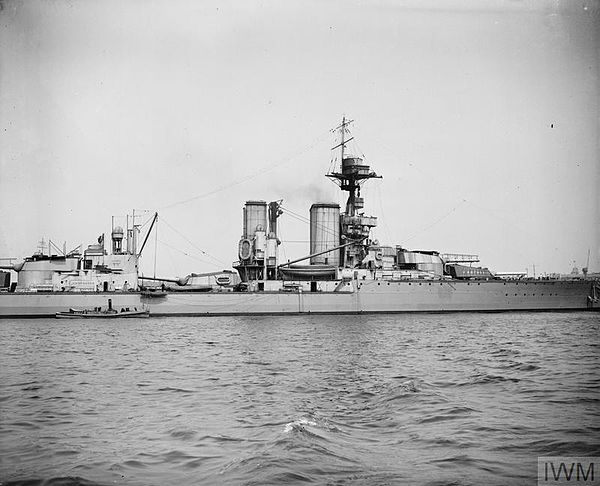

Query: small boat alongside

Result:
[55,298,149,318]
[56,307,149,318]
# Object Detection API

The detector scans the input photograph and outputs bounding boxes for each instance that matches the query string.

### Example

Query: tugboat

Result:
[55,299,149,319]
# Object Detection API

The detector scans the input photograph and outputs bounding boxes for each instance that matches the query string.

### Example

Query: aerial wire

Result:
[160,217,226,266]
[374,181,393,243]
[158,129,331,211]
[403,199,467,243]
[278,218,288,263]
[280,206,339,239]
[157,239,219,268]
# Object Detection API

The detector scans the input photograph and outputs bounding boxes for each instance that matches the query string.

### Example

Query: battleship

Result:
[1,119,598,317]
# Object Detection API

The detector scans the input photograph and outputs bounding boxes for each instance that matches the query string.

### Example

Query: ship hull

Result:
[144,280,597,315]
[0,292,141,318]
[0,280,597,317]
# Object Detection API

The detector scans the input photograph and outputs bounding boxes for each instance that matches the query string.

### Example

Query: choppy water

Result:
[1,312,599,486]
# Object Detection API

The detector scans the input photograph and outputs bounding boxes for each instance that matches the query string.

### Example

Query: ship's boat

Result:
[278,264,337,280]
[55,297,149,318]
[56,307,149,318]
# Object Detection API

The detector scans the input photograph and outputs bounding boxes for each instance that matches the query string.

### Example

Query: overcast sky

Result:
[1,0,598,278]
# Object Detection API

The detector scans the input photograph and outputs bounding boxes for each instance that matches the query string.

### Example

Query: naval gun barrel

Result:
[141,271,231,286]
[139,275,190,286]
[0,262,24,272]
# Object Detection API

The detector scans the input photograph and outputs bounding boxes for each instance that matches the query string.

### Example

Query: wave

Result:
[417,406,476,424]
[458,373,521,386]
[282,417,317,434]
[168,428,197,440]
[2,312,598,486]
[502,361,541,372]
[155,387,194,393]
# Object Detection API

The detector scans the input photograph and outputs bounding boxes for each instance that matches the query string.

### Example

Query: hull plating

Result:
[0,292,141,318]
[0,280,596,317]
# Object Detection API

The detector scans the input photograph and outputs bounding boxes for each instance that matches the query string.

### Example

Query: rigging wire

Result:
[159,129,331,211]
[403,199,467,243]
[330,122,366,166]
[157,239,220,268]
[280,205,339,239]
[281,208,336,239]
[160,217,227,266]
[465,200,539,242]
[130,212,155,232]
[374,181,393,243]
[278,218,288,263]
[280,206,311,224]
[160,241,179,277]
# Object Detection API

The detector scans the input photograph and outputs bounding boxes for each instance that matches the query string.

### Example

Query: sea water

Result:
[1,312,598,485]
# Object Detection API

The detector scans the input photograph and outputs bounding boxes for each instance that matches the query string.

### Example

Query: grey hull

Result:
[0,292,141,318]
[0,280,597,317]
